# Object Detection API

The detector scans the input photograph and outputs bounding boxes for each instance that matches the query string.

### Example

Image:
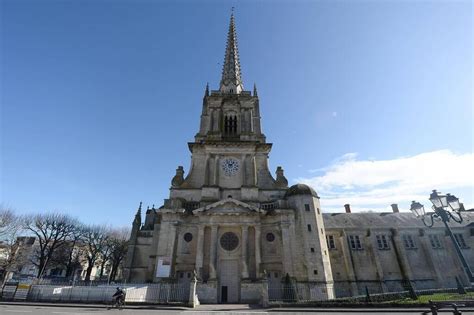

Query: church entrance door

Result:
[219,259,239,303]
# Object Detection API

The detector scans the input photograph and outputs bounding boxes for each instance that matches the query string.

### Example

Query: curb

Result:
[1,302,474,313]
[0,301,190,310]
[268,308,474,313]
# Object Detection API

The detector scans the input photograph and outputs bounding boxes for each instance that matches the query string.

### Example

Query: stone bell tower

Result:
[195,13,265,144]
[171,12,281,202]
[124,12,334,304]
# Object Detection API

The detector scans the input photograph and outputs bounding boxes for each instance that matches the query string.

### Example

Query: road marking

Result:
[182,312,269,314]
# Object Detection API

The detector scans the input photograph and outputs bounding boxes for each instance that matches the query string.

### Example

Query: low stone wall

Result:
[26,283,189,304]
[196,281,217,303]
[240,281,262,304]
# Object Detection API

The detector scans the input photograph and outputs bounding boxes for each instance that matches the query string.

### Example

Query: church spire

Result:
[219,11,244,94]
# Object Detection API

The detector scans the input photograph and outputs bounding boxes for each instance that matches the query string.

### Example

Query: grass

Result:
[387,292,474,304]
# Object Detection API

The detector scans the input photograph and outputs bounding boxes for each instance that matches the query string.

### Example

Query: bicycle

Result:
[107,295,125,310]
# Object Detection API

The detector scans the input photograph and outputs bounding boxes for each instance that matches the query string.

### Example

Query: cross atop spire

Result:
[219,11,244,94]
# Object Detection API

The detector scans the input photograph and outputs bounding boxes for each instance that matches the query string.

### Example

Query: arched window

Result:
[224,114,237,135]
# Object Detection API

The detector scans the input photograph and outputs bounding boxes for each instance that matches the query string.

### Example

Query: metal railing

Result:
[267,281,474,305]
[24,282,189,304]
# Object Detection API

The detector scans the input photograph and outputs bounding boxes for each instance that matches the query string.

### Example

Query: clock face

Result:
[221,158,240,176]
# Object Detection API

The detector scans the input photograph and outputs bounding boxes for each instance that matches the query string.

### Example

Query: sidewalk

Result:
[0,300,190,310]
[1,300,474,313]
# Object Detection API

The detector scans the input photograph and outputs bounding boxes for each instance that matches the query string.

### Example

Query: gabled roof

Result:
[192,198,264,215]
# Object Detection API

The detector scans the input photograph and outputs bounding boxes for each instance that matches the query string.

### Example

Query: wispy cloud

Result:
[297,150,474,213]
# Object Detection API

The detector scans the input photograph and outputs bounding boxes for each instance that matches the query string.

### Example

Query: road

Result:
[1,304,474,315]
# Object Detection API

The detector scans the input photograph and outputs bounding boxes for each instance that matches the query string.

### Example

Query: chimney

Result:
[391,204,399,213]
[344,204,351,213]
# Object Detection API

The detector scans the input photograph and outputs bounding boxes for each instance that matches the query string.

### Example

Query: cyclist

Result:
[112,287,125,308]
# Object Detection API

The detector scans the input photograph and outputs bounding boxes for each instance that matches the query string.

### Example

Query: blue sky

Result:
[1,0,472,227]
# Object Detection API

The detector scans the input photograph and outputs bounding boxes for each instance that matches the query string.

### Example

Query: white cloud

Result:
[297,150,474,212]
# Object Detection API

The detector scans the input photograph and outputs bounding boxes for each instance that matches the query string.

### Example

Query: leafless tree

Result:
[107,227,130,282]
[81,225,110,282]
[0,207,20,239]
[97,235,113,279]
[50,224,85,280]
[22,213,78,279]
[0,206,24,284]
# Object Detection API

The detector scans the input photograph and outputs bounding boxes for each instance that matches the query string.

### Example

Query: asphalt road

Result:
[1,304,474,315]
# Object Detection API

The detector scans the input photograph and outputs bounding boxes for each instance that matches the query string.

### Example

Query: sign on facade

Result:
[53,287,63,294]
[156,257,171,277]
[14,284,31,300]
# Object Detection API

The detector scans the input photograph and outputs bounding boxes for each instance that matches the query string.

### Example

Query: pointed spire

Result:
[205,82,209,97]
[137,201,142,213]
[133,201,142,227]
[219,10,244,94]
[253,83,258,96]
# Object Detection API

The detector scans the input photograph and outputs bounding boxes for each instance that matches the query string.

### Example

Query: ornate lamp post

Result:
[410,190,474,287]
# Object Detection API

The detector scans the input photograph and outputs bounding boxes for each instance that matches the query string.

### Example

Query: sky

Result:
[1,0,473,227]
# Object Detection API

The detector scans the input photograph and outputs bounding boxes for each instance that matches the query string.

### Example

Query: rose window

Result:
[220,232,239,251]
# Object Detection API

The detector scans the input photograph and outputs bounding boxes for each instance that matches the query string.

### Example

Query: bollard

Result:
[188,275,200,308]
[260,277,269,308]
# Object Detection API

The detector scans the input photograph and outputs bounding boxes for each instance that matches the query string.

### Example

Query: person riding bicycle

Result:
[112,287,125,305]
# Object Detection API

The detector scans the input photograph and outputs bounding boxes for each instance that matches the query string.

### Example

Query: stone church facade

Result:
[123,14,474,303]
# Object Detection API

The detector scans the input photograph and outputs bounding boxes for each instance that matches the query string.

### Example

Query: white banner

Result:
[156,257,171,277]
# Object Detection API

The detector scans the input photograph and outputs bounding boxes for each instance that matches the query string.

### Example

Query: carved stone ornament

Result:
[171,166,185,187]
[275,166,288,188]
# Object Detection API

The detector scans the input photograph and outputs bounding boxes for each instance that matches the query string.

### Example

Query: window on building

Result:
[307,224,312,232]
[317,208,320,215]
[266,233,275,242]
[50,268,63,277]
[224,115,237,135]
[183,233,193,242]
[304,204,310,211]
[429,234,443,249]
[402,234,416,249]
[326,235,336,250]
[310,247,315,253]
[313,270,318,275]
[376,235,390,250]
[454,234,469,249]
[349,235,363,250]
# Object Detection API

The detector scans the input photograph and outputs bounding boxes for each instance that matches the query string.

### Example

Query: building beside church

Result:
[123,14,474,303]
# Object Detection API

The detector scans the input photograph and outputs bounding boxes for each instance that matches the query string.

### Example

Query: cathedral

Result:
[123,14,474,303]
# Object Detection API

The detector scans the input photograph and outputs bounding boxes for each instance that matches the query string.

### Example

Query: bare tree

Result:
[107,227,130,282]
[0,207,19,239]
[81,225,110,282]
[22,213,78,279]
[50,224,85,280]
[0,206,24,284]
[97,235,113,279]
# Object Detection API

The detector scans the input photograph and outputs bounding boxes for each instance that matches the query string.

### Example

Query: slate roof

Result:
[322,211,474,229]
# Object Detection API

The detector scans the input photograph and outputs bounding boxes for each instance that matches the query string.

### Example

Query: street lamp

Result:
[410,190,474,287]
